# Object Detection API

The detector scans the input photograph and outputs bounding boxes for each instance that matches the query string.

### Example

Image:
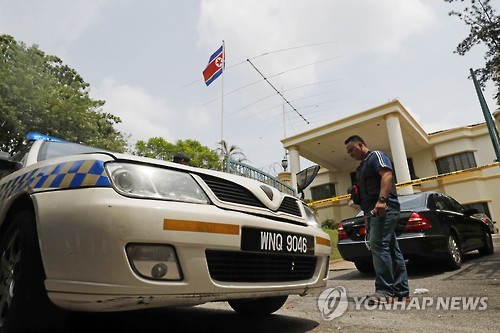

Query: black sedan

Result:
[337,191,494,273]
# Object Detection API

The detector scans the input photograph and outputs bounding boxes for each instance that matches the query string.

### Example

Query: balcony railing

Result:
[225,159,296,196]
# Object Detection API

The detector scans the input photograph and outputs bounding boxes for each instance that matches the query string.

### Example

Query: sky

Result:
[0,0,497,174]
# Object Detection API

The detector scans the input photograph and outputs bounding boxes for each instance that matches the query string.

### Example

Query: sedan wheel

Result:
[0,210,62,331]
[0,227,20,329]
[444,233,462,270]
[228,296,288,315]
[354,260,374,274]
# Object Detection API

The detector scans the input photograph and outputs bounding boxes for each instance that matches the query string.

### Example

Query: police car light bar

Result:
[26,132,67,142]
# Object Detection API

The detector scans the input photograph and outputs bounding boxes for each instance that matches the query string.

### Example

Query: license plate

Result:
[241,227,314,255]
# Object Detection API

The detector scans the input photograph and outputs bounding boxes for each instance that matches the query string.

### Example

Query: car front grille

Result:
[198,174,302,217]
[199,174,266,208]
[279,197,301,216]
[205,250,317,282]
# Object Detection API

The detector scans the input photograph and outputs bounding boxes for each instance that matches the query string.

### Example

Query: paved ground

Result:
[317,234,500,332]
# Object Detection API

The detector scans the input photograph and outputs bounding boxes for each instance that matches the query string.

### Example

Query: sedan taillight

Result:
[359,226,367,235]
[404,212,431,232]
[337,223,349,240]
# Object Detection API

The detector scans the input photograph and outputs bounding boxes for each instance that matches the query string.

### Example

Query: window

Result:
[38,141,109,162]
[434,193,464,213]
[407,158,418,180]
[11,142,34,166]
[463,202,492,219]
[446,195,465,214]
[435,152,476,174]
[311,183,336,201]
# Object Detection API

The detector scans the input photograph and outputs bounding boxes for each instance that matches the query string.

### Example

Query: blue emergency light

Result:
[25,132,67,142]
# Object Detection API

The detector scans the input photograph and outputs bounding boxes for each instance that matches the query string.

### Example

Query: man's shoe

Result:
[366,292,394,305]
[393,295,411,302]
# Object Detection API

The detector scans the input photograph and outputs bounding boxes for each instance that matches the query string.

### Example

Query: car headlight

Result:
[105,162,209,204]
[303,204,321,228]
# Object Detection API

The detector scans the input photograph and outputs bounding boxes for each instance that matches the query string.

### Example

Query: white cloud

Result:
[0,0,116,56]
[198,0,436,59]
[406,106,467,134]
[342,0,436,54]
[92,77,176,143]
[92,77,222,150]
[198,0,321,86]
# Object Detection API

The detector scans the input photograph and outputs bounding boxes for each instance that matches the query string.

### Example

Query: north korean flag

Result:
[202,45,225,86]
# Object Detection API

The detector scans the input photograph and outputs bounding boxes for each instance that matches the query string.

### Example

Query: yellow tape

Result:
[308,162,499,207]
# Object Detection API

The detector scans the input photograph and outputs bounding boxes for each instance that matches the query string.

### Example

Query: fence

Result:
[225,159,296,196]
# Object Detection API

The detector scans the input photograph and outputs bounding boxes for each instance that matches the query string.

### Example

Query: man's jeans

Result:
[368,202,409,297]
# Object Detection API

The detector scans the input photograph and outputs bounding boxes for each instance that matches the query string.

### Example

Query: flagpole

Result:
[221,40,225,149]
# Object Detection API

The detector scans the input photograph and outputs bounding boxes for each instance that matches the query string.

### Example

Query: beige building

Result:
[281,99,500,224]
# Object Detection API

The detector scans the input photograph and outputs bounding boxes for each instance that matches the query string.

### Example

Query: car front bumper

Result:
[33,188,331,311]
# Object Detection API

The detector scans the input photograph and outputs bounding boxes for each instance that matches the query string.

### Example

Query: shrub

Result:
[322,219,338,230]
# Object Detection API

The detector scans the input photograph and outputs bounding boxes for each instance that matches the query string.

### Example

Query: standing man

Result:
[344,135,409,304]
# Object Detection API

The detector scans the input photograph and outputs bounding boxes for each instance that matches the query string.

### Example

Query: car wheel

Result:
[354,260,374,274]
[228,295,288,316]
[478,228,494,256]
[444,233,462,270]
[0,210,63,331]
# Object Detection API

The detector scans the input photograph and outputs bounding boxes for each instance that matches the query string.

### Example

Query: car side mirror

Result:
[296,165,320,199]
[0,151,23,172]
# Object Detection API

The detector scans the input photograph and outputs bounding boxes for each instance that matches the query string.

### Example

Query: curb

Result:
[329,259,356,271]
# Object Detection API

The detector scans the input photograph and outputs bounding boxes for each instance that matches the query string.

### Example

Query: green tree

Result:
[134,137,221,169]
[444,0,500,105]
[0,35,127,153]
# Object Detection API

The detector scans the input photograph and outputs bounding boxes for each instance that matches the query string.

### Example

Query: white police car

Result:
[0,133,331,330]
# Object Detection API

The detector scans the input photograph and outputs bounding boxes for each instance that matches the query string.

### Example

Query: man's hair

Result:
[173,152,190,163]
[344,135,366,145]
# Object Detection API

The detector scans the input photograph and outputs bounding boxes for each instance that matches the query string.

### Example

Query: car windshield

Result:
[399,194,427,210]
[38,141,110,162]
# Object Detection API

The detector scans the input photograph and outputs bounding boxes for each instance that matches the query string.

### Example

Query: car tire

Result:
[478,228,494,256]
[228,295,288,316]
[354,260,374,274]
[0,210,64,332]
[444,233,462,271]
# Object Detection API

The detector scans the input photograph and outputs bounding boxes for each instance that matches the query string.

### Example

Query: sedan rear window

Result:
[399,194,427,210]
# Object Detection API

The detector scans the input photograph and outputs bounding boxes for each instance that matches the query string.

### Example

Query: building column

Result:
[384,113,413,195]
[277,171,291,185]
[288,146,301,191]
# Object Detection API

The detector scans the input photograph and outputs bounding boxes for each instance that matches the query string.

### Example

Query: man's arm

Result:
[378,168,393,199]
[372,168,392,216]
